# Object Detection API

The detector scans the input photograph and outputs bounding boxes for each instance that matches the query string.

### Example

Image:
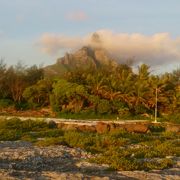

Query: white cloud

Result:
[38,30,180,66]
[39,33,84,54]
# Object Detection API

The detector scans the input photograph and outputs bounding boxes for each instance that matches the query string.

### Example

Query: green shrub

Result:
[162,114,180,124]
[0,99,13,108]
[92,155,140,171]
[134,104,149,114]
[111,157,140,171]
[149,125,165,132]
[97,99,111,114]
[160,131,177,140]
[0,129,22,141]
[101,136,129,147]
[0,118,51,132]
[14,102,30,110]
[0,118,23,130]
[48,120,57,128]
[64,131,96,150]
[21,119,49,131]
[143,158,173,170]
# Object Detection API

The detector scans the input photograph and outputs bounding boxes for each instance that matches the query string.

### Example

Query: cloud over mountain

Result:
[38,30,180,66]
[39,33,84,54]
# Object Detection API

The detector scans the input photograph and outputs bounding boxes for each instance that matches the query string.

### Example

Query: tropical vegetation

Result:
[0,59,179,122]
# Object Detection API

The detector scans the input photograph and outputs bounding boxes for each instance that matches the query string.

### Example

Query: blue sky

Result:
[0,0,180,72]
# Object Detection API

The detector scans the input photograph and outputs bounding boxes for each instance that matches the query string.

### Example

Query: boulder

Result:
[62,124,79,131]
[124,123,149,133]
[111,123,125,131]
[77,125,97,132]
[109,123,117,131]
[57,123,78,131]
[57,122,65,129]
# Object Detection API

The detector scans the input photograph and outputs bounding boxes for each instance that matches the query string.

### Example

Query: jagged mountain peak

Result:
[44,46,118,77]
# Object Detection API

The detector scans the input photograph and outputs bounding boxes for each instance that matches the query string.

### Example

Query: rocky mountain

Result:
[44,46,118,77]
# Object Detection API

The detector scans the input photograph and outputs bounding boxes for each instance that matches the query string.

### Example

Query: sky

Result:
[0,0,180,73]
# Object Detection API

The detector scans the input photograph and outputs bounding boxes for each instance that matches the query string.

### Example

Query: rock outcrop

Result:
[0,141,180,180]
[56,121,151,134]
[44,46,118,77]
[96,122,111,133]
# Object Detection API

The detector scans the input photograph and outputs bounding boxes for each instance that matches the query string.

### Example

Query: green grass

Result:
[161,113,180,124]
[0,117,179,171]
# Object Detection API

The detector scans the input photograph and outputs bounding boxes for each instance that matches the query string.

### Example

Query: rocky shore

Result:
[0,141,180,180]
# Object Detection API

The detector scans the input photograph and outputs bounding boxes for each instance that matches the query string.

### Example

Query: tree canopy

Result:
[0,61,179,121]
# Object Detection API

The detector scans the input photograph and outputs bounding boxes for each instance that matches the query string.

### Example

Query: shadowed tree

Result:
[50,79,89,113]
[0,59,8,98]
[23,79,53,108]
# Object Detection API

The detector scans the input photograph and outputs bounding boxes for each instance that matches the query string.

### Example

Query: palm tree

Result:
[128,64,152,114]
[86,71,107,97]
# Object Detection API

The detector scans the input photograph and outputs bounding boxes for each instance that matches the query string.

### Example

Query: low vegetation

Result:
[0,118,179,171]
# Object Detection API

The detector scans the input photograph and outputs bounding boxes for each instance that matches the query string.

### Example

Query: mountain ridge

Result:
[44,46,118,77]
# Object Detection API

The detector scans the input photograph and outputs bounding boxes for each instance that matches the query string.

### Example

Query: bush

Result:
[97,99,111,114]
[149,125,165,132]
[111,157,140,171]
[162,114,180,124]
[143,158,173,170]
[48,120,57,128]
[91,155,140,171]
[0,118,50,132]
[0,118,23,130]
[134,104,149,114]
[14,102,30,110]
[64,131,96,150]
[21,119,49,131]
[0,99,13,108]
[0,129,22,141]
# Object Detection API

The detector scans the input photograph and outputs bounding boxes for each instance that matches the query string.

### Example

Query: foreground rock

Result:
[0,141,180,180]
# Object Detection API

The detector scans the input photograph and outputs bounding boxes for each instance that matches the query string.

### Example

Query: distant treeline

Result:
[0,60,179,121]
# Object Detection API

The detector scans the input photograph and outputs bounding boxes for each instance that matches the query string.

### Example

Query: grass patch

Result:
[161,113,180,124]
[35,137,68,146]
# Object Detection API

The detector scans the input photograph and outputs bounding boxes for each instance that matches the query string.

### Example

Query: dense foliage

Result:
[0,60,179,121]
[0,118,179,171]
